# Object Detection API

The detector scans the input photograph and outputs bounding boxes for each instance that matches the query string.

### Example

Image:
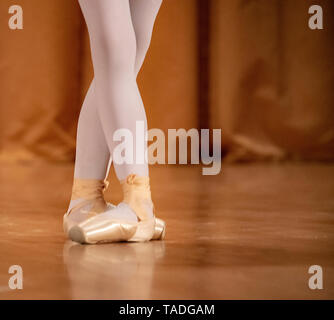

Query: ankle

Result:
[67,178,109,216]
[121,174,154,220]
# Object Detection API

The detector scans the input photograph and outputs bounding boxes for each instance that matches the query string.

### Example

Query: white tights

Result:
[74,0,163,181]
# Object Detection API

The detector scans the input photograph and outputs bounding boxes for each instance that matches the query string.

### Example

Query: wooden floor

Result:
[0,163,333,299]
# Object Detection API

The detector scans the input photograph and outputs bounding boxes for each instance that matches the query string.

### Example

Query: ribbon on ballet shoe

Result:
[125,174,151,189]
[121,174,154,221]
[71,179,109,201]
[67,179,109,218]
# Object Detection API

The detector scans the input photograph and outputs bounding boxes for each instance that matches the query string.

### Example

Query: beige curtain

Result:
[0,0,198,162]
[0,0,333,163]
[211,0,334,161]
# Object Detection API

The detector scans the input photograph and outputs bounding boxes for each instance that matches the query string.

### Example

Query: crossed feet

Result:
[63,174,166,244]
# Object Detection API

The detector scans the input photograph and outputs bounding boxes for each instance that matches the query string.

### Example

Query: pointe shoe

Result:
[152,218,166,241]
[68,203,166,244]
[63,179,135,242]
[63,202,115,236]
[67,175,166,244]
[64,202,166,243]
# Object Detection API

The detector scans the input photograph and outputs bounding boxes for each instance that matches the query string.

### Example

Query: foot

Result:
[66,175,166,244]
[67,202,166,244]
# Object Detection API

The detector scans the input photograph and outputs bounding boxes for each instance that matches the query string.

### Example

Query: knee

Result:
[92,28,136,74]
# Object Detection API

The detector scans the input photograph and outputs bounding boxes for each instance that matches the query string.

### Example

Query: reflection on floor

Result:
[0,163,333,299]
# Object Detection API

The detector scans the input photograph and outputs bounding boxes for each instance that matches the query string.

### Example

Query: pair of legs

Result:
[64,0,163,242]
[74,0,162,183]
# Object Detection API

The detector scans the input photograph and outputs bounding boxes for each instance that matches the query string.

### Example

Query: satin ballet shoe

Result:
[65,203,166,243]
[152,217,166,241]
[68,203,166,244]
[63,202,166,243]
[63,179,111,240]
[63,203,116,236]
[68,174,166,244]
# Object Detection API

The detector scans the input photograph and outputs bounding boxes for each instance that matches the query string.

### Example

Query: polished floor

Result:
[0,163,333,299]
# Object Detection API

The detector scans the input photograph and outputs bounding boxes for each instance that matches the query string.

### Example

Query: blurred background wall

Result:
[0,0,333,163]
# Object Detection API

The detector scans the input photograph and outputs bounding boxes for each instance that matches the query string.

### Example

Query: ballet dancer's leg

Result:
[67,0,162,223]
[80,0,147,180]
[129,0,163,76]
[64,0,163,242]
[73,0,162,182]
